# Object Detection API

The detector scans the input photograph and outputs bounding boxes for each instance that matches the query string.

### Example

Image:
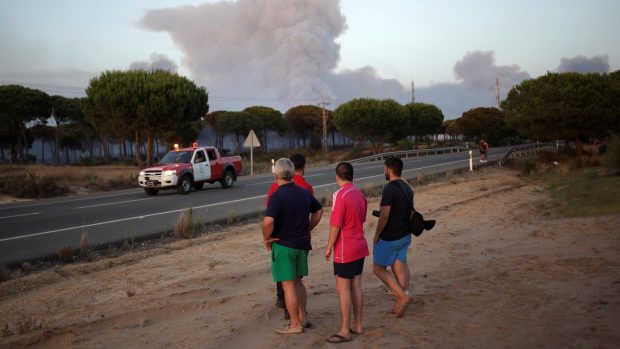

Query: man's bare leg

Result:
[391,260,410,294]
[373,264,412,316]
[295,278,308,322]
[350,275,363,334]
[281,279,301,328]
[335,276,352,338]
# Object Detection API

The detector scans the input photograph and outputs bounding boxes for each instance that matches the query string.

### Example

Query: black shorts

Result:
[333,257,365,279]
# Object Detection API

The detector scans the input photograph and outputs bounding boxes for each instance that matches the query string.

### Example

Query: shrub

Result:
[397,139,413,150]
[0,265,10,282]
[522,159,538,176]
[604,134,620,174]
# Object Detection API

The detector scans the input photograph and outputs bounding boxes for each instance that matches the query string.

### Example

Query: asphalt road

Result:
[0,146,511,264]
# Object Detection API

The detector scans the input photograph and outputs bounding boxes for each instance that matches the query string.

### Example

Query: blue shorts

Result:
[373,234,411,267]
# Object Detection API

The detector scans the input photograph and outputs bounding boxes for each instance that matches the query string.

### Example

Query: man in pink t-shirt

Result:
[324,162,368,343]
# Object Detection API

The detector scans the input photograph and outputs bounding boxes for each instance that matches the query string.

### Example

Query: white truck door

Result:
[192,149,211,182]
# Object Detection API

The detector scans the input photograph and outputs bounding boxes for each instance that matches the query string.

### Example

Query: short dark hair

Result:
[335,162,354,181]
[384,156,403,176]
[289,153,306,171]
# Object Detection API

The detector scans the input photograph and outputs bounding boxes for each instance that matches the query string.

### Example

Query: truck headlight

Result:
[163,170,176,177]
[139,171,145,176]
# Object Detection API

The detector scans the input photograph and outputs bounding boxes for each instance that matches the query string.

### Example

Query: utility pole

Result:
[495,76,501,109]
[411,80,415,104]
[319,99,331,152]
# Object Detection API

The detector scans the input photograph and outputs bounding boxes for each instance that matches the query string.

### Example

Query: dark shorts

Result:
[333,257,365,279]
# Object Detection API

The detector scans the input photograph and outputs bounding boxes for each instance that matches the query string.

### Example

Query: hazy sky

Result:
[1,0,619,117]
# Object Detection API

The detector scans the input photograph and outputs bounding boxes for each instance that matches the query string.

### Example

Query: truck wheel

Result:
[144,188,159,196]
[193,182,204,191]
[220,170,234,189]
[177,175,193,194]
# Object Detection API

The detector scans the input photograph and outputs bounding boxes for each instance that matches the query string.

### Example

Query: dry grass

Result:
[57,246,73,263]
[0,164,139,182]
[79,230,89,257]
[173,211,189,240]
[0,164,139,198]
[126,280,136,297]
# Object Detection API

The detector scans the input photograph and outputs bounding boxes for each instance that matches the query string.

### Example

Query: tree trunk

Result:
[263,129,269,152]
[101,137,110,163]
[146,131,154,167]
[234,134,241,154]
[54,118,60,164]
[134,131,144,168]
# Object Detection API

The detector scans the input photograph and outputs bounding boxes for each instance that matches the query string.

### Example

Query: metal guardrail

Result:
[500,142,557,163]
[349,146,467,163]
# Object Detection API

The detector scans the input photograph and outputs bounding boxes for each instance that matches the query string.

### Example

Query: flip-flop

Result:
[326,334,352,343]
[349,328,362,335]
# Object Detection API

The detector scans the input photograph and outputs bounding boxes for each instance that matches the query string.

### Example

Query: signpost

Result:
[243,130,261,176]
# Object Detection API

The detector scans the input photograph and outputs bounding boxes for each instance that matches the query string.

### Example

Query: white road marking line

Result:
[0,212,40,220]
[0,194,268,243]
[74,198,154,210]
[0,191,141,211]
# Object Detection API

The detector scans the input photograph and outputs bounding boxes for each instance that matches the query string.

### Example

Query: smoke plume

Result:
[129,53,178,72]
[139,2,530,118]
[140,0,346,109]
[556,54,609,73]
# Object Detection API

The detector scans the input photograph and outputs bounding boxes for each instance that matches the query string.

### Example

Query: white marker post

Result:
[243,130,261,176]
[469,150,473,171]
[271,159,275,173]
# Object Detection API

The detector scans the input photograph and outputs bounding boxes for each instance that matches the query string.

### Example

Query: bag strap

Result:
[394,180,414,214]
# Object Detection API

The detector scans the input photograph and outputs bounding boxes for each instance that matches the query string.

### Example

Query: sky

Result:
[1,0,619,118]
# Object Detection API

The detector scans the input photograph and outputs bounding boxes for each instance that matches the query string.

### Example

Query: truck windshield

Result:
[159,151,193,164]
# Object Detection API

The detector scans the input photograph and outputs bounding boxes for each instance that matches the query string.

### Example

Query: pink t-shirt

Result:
[330,183,369,263]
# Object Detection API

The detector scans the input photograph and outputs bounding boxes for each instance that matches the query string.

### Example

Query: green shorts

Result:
[271,243,309,282]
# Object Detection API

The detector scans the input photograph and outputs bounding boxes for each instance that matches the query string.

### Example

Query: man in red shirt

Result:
[266,154,313,204]
[266,154,314,318]
[324,162,369,343]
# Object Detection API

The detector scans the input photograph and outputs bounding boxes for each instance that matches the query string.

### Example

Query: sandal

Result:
[275,324,303,334]
[326,334,352,343]
[349,328,362,335]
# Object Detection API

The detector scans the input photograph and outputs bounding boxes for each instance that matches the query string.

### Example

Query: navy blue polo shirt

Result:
[265,182,322,250]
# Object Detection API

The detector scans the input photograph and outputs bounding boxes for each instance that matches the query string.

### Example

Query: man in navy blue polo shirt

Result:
[262,158,323,334]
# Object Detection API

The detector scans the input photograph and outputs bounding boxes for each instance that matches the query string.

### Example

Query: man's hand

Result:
[324,247,332,261]
[263,237,279,252]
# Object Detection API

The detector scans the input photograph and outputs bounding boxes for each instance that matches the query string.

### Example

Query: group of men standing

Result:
[261,155,414,343]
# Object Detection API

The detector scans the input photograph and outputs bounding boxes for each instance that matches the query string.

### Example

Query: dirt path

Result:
[1,167,618,348]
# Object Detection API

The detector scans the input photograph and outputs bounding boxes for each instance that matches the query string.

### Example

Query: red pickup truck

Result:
[138,145,243,195]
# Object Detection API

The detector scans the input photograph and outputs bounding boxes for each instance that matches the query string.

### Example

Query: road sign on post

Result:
[243,130,261,176]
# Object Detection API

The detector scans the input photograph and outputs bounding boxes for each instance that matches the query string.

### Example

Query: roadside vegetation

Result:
[509,141,620,218]
[0,164,138,198]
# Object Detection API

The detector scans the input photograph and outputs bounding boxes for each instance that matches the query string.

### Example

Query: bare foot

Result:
[395,295,413,318]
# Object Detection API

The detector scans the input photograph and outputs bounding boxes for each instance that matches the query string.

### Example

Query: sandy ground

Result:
[1,167,619,348]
